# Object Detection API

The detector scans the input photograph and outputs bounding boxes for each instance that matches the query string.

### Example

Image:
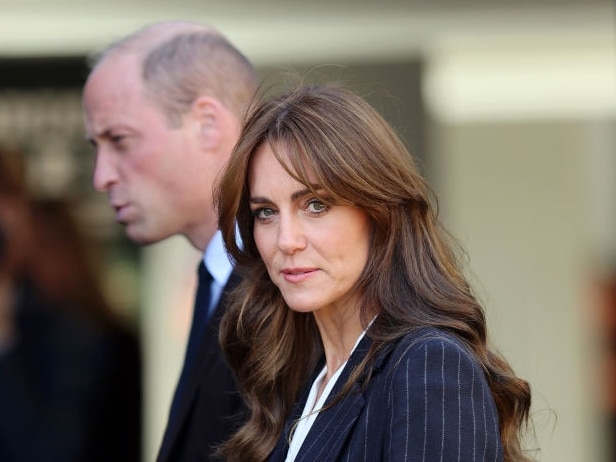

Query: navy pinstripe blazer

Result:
[268,327,503,462]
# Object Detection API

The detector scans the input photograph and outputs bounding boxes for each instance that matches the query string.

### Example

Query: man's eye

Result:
[110,135,126,145]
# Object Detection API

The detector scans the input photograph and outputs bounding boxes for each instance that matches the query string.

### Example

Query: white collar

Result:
[202,230,233,287]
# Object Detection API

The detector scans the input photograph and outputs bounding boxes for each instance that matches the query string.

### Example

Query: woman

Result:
[216,84,532,462]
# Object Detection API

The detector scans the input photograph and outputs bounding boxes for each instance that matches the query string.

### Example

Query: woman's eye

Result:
[253,207,275,220]
[307,200,327,214]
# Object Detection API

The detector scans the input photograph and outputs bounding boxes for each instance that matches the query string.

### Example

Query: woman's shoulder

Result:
[372,327,490,399]
[398,326,466,346]
[388,326,478,368]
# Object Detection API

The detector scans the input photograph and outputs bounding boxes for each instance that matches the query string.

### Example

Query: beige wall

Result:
[430,121,613,461]
[141,238,201,462]
[422,27,616,458]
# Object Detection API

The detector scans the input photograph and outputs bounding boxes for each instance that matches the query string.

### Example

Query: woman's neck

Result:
[313,309,364,394]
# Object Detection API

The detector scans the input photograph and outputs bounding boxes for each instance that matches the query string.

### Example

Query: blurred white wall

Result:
[432,123,613,461]
[426,36,615,461]
[141,237,200,462]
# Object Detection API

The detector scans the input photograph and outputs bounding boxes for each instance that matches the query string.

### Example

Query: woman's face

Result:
[248,142,370,319]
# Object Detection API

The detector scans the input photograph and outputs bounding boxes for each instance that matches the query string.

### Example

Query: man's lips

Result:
[111,202,130,222]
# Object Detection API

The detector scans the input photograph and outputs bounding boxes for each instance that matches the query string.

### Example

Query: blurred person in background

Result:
[82,20,258,462]
[0,145,141,462]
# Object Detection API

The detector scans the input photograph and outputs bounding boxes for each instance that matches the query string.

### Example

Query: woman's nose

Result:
[276,214,307,254]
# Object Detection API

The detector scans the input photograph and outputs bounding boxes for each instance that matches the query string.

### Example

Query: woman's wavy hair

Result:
[216,83,532,462]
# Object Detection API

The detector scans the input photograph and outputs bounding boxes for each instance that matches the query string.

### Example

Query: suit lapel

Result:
[295,385,365,462]
[174,271,241,419]
[268,357,326,462]
[157,272,241,462]
[269,335,374,462]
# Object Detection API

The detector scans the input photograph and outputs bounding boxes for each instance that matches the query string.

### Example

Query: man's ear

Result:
[191,96,223,150]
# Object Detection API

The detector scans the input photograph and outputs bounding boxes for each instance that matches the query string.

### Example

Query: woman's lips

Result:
[280,268,319,283]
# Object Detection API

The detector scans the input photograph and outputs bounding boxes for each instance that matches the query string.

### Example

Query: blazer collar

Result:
[269,333,377,462]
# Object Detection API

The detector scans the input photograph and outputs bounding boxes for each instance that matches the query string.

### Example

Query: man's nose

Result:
[92,149,118,193]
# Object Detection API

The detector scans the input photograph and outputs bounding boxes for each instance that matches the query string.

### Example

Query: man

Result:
[82,21,258,461]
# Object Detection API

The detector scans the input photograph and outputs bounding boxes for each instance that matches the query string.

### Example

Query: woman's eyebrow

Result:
[249,186,323,205]
[249,196,270,205]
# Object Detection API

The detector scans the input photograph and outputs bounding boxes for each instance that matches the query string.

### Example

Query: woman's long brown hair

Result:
[216,84,532,461]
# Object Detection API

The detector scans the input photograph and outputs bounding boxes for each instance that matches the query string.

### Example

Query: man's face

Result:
[83,53,212,246]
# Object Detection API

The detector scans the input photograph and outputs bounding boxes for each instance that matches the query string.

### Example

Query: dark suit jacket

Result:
[268,327,503,462]
[157,272,244,462]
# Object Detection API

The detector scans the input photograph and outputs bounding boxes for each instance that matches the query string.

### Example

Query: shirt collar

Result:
[202,230,233,287]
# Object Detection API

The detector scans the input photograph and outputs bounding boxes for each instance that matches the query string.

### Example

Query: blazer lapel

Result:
[295,385,365,462]
[175,271,241,416]
[270,335,374,462]
[268,358,326,462]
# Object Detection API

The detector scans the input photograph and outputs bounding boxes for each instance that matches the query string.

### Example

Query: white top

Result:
[202,230,233,318]
[285,329,368,462]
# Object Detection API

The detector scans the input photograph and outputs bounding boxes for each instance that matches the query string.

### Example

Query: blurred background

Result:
[0,0,614,460]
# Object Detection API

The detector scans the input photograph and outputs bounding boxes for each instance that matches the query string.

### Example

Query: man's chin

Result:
[124,225,163,246]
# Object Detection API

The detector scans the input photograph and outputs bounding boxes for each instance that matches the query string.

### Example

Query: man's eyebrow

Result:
[84,128,121,146]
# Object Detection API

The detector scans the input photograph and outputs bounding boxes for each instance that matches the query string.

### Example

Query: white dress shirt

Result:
[202,230,233,318]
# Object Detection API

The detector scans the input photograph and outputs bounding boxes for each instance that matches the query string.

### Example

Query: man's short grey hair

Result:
[90,22,258,127]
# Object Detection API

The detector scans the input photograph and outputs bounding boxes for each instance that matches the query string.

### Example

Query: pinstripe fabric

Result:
[268,327,503,462]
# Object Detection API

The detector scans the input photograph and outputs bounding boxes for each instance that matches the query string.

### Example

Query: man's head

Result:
[83,21,257,250]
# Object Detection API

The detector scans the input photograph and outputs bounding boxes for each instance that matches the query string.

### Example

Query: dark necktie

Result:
[168,262,213,425]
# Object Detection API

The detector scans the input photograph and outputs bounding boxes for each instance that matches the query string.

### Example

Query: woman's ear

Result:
[191,96,223,150]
